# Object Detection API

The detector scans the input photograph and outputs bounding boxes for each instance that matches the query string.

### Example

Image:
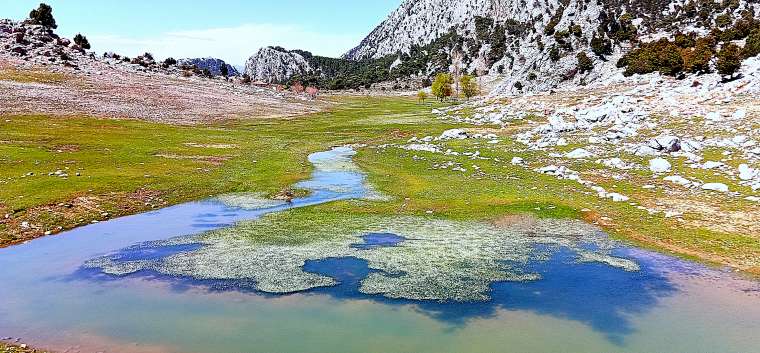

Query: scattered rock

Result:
[702,183,729,192]
[649,158,672,173]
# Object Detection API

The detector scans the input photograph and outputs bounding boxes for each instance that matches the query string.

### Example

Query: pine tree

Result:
[73,34,91,50]
[716,43,742,78]
[29,3,57,29]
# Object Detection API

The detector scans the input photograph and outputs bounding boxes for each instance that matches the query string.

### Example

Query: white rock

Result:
[702,161,724,169]
[702,183,729,192]
[565,148,594,159]
[649,158,672,173]
[511,157,524,165]
[706,112,722,121]
[607,193,630,202]
[438,129,469,140]
[664,175,696,187]
[732,109,747,119]
[738,164,757,181]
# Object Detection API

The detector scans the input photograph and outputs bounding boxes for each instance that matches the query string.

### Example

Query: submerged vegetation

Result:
[86,209,636,301]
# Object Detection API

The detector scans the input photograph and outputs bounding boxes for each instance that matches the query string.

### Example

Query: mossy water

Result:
[1,147,759,353]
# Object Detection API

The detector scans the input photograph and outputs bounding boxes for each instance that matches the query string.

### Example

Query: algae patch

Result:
[84,211,639,302]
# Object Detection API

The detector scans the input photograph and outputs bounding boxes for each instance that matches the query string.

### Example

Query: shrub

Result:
[544,6,565,35]
[431,73,453,101]
[527,72,537,80]
[591,34,612,58]
[571,24,583,37]
[417,90,428,103]
[29,3,57,29]
[674,32,696,48]
[577,52,593,73]
[513,81,523,91]
[220,65,229,77]
[162,57,177,66]
[743,28,760,58]
[682,39,714,74]
[716,43,742,77]
[549,46,561,61]
[715,14,732,28]
[241,74,252,84]
[554,30,572,50]
[612,14,638,41]
[619,39,684,76]
[73,34,90,50]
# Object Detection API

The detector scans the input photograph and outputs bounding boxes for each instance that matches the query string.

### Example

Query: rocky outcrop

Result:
[343,0,760,94]
[177,58,239,76]
[244,47,312,83]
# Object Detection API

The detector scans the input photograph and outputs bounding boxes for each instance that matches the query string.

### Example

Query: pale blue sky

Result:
[2,0,401,64]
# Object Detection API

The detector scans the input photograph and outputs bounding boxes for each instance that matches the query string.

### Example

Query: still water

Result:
[1,147,759,353]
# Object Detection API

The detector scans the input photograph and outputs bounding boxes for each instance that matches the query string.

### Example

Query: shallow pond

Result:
[1,147,759,353]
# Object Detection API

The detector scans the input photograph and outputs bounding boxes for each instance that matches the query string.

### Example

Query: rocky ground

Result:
[1,19,320,124]
[397,60,760,269]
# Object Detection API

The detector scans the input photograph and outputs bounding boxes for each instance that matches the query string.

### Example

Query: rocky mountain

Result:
[178,57,239,76]
[345,0,760,93]
[244,46,312,83]
[246,0,760,93]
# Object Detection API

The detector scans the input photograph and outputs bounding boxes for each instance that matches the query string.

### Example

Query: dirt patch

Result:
[0,189,167,247]
[47,144,80,152]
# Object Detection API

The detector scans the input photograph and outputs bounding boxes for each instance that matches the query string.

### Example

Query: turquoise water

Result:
[1,147,759,353]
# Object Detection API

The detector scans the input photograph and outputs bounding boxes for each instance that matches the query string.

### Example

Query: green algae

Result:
[85,210,639,302]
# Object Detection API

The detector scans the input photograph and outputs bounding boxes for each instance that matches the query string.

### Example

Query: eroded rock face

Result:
[244,47,311,83]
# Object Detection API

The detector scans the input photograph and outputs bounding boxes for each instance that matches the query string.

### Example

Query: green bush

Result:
[715,14,732,28]
[716,43,742,77]
[544,6,565,35]
[549,46,561,61]
[591,34,612,58]
[577,52,593,73]
[743,28,760,58]
[682,39,714,74]
[619,39,684,76]
[527,72,537,80]
[674,32,696,48]
[29,3,57,29]
[513,81,523,91]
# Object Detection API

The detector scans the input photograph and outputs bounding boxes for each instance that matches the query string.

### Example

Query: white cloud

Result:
[88,23,361,66]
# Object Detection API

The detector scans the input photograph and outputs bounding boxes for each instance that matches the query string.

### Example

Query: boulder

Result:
[565,148,593,159]
[649,158,672,173]
[738,164,757,181]
[702,183,729,192]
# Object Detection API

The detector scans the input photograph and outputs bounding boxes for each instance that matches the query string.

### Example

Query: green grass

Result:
[1,96,758,272]
[0,97,447,212]
[0,67,70,84]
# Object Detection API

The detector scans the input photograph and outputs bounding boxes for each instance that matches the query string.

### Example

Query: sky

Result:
[2,0,402,65]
